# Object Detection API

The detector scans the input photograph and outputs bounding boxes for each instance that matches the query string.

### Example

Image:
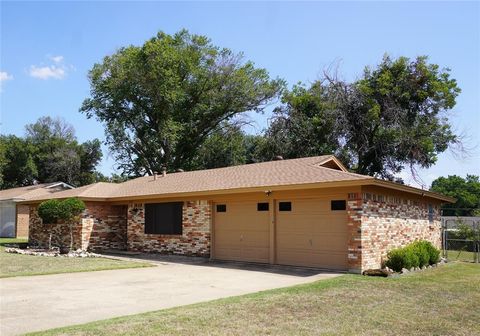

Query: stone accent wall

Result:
[127,201,211,257]
[347,191,442,272]
[28,202,127,251]
[16,204,30,238]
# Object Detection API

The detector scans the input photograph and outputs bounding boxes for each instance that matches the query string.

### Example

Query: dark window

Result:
[216,204,227,212]
[331,200,346,211]
[257,202,269,211]
[145,202,183,235]
[279,201,292,211]
[428,204,434,223]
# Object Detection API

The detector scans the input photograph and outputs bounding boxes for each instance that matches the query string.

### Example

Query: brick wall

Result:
[28,202,127,251]
[127,200,211,257]
[347,191,442,272]
[16,204,30,238]
[29,206,83,249]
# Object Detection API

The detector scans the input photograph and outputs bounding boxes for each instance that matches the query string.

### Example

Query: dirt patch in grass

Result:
[29,262,480,336]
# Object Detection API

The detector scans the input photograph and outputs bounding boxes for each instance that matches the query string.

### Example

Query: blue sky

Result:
[1,1,479,187]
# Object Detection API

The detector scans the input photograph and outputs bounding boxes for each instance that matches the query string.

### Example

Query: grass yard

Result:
[28,262,480,336]
[445,249,478,262]
[0,238,152,278]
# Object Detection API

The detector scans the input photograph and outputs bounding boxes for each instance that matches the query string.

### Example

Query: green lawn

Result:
[445,249,478,262]
[0,238,152,278]
[28,262,480,336]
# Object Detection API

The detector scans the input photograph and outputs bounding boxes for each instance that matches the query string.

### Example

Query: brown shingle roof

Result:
[23,156,372,201]
[19,156,453,203]
[0,182,73,201]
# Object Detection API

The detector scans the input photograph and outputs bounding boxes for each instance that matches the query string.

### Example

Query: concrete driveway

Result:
[0,256,341,335]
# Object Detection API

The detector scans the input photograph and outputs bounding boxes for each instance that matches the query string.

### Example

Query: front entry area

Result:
[213,197,348,270]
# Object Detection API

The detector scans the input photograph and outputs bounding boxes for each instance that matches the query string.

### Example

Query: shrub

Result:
[411,241,430,267]
[58,198,85,221]
[385,240,440,272]
[385,247,419,272]
[422,241,441,264]
[38,199,61,224]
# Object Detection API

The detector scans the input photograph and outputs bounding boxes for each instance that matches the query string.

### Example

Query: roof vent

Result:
[176,169,184,173]
[161,167,167,177]
[273,155,284,161]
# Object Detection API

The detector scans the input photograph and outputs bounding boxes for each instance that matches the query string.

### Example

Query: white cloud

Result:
[29,65,66,80]
[29,55,70,80]
[0,71,13,81]
[50,55,64,63]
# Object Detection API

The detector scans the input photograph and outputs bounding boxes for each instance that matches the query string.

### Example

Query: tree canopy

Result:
[431,175,480,216]
[0,117,103,189]
[261,55,461,179]
[81,29,285,176]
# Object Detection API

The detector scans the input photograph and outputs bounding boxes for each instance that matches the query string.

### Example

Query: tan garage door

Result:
[276,199,348,270]
[214,201,269,263]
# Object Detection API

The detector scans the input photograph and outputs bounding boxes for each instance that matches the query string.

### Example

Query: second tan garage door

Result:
[276,199,348,270]
[214,201,270,263]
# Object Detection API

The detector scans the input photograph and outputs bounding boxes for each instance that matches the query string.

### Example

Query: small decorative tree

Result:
[457,222,480,263]
[38,199,61,249]
[37,198,86,251]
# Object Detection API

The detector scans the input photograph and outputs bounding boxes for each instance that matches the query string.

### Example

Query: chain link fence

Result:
[442,215,480,263]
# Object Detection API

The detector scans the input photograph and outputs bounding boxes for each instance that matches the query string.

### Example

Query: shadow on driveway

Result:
[99,251,346,277]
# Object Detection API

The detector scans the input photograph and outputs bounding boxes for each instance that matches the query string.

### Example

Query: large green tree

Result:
[25,117,103,186]
[81,30,284,176]
[190,122,268,170]
[0,117,103,189]
[0,135,37,188]
[431,175,480,216]
[263,55,461,179]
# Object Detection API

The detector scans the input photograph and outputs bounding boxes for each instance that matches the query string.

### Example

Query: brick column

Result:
[347,193,363,273]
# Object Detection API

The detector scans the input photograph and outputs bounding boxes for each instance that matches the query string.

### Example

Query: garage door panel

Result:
[276,198,348,270]
[242,247,269,262]
[214,201,269,263]
[243,232,269,246]
[277,251,347,270]
[215,247,242,261]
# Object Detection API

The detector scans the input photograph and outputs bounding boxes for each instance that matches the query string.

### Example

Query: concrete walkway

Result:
[0,257,341,335]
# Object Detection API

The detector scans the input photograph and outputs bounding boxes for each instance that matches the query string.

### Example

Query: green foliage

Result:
[38,199,61,224]
[0,117,103,189]
[0,135,37,188]
[81,29,285,176]
[385,240,441,272]
[385,247,419,272]
[431,175,480,216]
[37,198,85,224]
[411,241,430,267]
[57,198,86,221]
[262,55,460,178]
[261,82,341,162]
[456,223,480,243]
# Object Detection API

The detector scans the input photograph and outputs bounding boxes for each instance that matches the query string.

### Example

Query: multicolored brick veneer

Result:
[127,201,211,256]
[28,202,127,251]
[347,192,441,272]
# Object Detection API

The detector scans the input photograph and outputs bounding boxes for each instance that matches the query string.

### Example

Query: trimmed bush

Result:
[385,240,441,272]
[385,247,419,272]
[38,199,61,224]
[422,241,441,264]
[411,241,430,267]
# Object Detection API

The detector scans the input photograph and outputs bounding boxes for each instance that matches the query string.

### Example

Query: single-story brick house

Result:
[0,182,73,238]
[21,156,453,273]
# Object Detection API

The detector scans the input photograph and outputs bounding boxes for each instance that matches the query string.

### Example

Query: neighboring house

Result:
[0,182,74,238]
[21,156,453,273]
